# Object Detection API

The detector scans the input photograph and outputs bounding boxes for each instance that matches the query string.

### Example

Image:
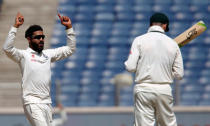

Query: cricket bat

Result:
[174,20,207,47]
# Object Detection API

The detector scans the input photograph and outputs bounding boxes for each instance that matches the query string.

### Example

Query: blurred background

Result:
[0,0,210,126]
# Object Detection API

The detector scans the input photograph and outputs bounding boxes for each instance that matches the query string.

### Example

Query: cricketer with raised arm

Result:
[3,12,76,126]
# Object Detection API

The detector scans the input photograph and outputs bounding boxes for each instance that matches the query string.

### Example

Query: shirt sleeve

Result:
[172,47,184,80]
[124,38,141,73]
[49,28,76,62]
[3,26,23,63]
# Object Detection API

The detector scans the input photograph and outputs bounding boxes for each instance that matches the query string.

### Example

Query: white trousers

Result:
[134,91,177,126]
[23,104,53,126]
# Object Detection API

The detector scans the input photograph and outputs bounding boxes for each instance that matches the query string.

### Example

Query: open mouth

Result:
[39,42,44,47]
[39,44,44,49]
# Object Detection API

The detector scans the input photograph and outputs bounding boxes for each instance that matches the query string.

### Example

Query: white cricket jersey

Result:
[3,26,76,105]
[125,26,184,96]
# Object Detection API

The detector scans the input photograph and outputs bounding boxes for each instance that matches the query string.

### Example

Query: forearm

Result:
[3,26,17,51]
[3,26,22,63]
[124,58,137,73]
[172,62,184,80]
[173,69,184,80]
[125,38,140,73]
[172,49,184,80]
[66,28,76,53]
[50,28,76,62]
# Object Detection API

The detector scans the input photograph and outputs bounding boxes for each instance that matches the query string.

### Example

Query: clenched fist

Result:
[14,12,24,28]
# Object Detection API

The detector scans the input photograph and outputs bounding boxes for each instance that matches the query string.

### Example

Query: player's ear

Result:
[26,37,32,43]
[165,23,169,32]
[162,24,167,32]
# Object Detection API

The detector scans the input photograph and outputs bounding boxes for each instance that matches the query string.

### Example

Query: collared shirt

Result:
[3,26,76,104]
[124,26,184,96]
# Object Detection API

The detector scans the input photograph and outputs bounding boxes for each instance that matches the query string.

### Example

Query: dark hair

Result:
[150,12,169,32]
[25,25,43,38]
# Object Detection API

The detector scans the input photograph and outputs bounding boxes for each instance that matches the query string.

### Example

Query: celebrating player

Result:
[124,12,184,126]
[3,12,76,126]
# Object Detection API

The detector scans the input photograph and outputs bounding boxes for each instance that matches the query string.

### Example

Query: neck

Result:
[29,46,42,54]
[151,23,166,31]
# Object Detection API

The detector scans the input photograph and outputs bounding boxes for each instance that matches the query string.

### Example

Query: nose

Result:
[40,37,44,41]
[39,39,44,44]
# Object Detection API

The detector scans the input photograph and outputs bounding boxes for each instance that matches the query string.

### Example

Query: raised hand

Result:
[57,12,72,29]
[14,12,24,28]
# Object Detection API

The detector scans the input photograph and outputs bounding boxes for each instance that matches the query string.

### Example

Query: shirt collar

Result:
[27,47,41,54]
[147,25,165,33]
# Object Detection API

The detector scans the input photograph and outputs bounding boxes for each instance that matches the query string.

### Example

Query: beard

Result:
[30,41,44,53]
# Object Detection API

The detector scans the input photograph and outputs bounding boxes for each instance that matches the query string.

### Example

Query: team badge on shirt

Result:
[30,53,48,64]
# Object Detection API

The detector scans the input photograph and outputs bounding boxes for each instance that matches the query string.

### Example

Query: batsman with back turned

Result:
[124,12,184,126]
[3,12,76,126]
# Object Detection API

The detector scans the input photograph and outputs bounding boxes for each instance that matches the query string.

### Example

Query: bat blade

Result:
[174,20,207,47]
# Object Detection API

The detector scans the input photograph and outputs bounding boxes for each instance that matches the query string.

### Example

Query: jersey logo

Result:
[31,59,46,64]
[30,53,48,64]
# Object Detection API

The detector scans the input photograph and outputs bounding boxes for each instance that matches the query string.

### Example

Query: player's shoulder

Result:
[164,35,180,49]
[19,48,30,54]
[42,49,50,53]
[133,33,148,42]
[42,49,54,55]
[168,36,178,46]
[18,48,25,52]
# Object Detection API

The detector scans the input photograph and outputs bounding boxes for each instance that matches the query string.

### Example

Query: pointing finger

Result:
[17,12,20,16]
[17,12,23,17]
[57,12,62,20]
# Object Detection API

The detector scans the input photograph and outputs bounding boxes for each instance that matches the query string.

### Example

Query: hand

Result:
[14,12,24,28]
[58,12,72,29]
[57,103,63,110]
